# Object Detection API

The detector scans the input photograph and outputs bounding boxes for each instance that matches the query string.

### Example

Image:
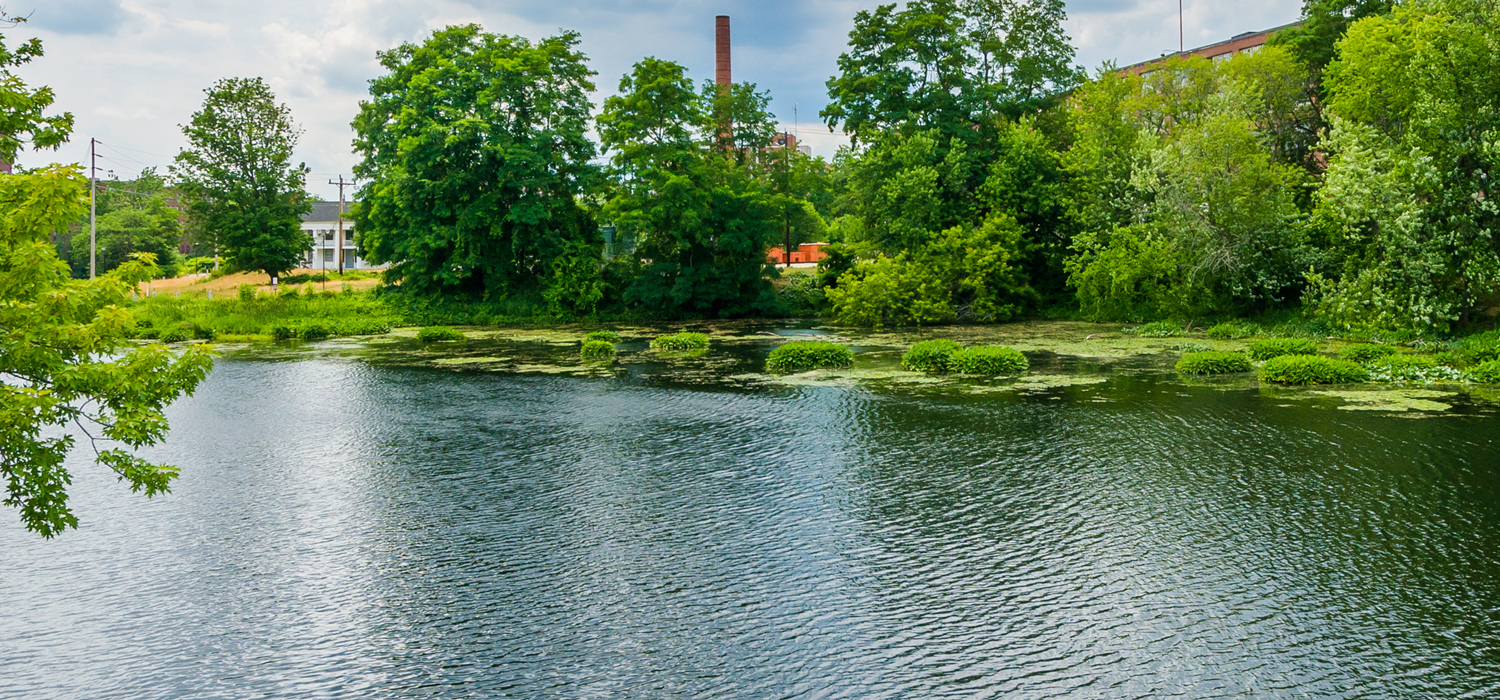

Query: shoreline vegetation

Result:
[128,285,1500,389]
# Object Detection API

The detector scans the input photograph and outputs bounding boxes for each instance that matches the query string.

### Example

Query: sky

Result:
[12,0,1301,201]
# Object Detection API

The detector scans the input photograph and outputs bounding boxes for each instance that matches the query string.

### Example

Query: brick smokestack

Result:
[715,15,731,88]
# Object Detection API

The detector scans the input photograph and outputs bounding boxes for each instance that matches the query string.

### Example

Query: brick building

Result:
[1121,22,1298,76]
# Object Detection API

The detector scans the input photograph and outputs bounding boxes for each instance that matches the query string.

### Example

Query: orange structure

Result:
[767,243,830,265]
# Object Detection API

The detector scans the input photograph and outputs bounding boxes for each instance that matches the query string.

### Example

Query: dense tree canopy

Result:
[352,26,600,305]
[173,77,311,279]
[68,169,185,279]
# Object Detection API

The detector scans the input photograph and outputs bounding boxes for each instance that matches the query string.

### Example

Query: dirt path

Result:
[138,269,384,297]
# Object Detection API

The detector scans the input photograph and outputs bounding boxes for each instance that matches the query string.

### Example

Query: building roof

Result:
[302,201,350,223]
[1120,21,1300,75]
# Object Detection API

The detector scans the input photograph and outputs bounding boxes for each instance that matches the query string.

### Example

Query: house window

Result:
[322,249,334,262]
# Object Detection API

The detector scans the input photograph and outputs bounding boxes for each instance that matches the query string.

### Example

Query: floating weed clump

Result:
[902,340,962,373]
[1363,354,1466,383]
[1166,342,1212,353]
[1249,338,1319,361]
[1176,351,1252,375]
[580,339,616,362]
[1259,355,1368,385]
[1340,344,1399,363]
[1206,321,1258,339]
[1472,359,1500,383]
[1309,389,1453,413]
[651,332,710,352]
[766,341,854,373]
[417,326,466,342]
[1127,320,1186,338]
[584,330,621,344]
[949,346,1028,375]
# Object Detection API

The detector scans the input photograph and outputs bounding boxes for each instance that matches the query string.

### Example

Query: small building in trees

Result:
[300,201,383,271]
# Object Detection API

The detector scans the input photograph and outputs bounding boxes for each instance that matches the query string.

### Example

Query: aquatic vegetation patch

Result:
[1259,355,1368,385]
[1456,331,1500,364]
[417,326,466,342]
[949,346,1029,375]
[1166,342,1212,353]
[1249,338,1319,361]
[584,330,621,344]
[1206,321,1258,339]
[432,356,514,366]
[1176,351,1252,375]
[1126,320,1186,337]
[1470,359,1500,383]
[580,339,616,362]
[1365,354,1468,383]
[902,340,962,372]
[1340,344,1399,363]
[651,332,711,352]
[766,341,855,373]
[1309,389,1453,413]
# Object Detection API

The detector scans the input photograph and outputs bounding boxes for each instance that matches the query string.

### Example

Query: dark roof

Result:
[302,201,349,223]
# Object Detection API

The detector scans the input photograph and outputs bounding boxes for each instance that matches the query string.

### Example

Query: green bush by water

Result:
[1258,355,1369,385]
[651,332,710,352]
[1176,351,1252,375]
[1340,344,1399,363]
[1206,321,1258,339]
[580,340,616,362]
[1456,331,1500,364]
[1249,338,1319,361]
[1471,359,1500,383]
[159,324,191,343]
[1367,354,1468,383]
[417,326,466,342]
[766,341,854,373]
[584,330,621,344]
[902,340,962,373]
[949,346,1029,375]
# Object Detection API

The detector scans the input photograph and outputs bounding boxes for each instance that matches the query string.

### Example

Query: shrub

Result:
[270,325,297,341]
[901,340,962,373]
[159,325,190,343]
[949,346,1029,375]
[1456,331,1500,364]
[341,319,393,336]
[1472,359,1500,383]
[1206,321,1258,339]
[766,341,855,373]
[1176,351,1252,375]
[1258,355,1369,385]
[1129,320,1186,338]
[580,340,616,362]
[298,323,331,341]
[1340,344,1398,363]
[417,326,466,342]
[190,323,217,341]
[1248,338,1319,361]
[135,326,160,340]
[237,284,256,302]
[584,330,621,344]
[651,332,710,352]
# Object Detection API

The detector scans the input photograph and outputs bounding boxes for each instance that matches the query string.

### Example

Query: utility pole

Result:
[329,176,351,275]
[89,138,97,279]
[1180,0,1185,53]
[782,131,791,268]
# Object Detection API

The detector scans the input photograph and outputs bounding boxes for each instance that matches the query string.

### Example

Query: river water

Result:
[4,331,1500,698]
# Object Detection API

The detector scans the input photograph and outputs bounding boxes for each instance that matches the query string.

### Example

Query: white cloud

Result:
[14,0,1301,199]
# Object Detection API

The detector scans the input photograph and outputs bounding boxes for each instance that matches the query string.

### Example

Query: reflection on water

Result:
[3,354,1499,699]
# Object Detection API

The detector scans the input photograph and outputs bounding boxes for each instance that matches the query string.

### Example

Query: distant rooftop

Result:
[1120,21,1300,75]
[302,201,348,223]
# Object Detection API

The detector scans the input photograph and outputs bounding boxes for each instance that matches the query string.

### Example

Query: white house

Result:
[300,201,384,271]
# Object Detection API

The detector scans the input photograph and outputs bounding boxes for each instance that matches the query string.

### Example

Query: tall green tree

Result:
[598,58,781,317]
[352,26,601,305]
[822,0,1082,142]
[1,17,213,537]
[172,77,311,280]
[1306,1,1500,331]
[68,168,184,278]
